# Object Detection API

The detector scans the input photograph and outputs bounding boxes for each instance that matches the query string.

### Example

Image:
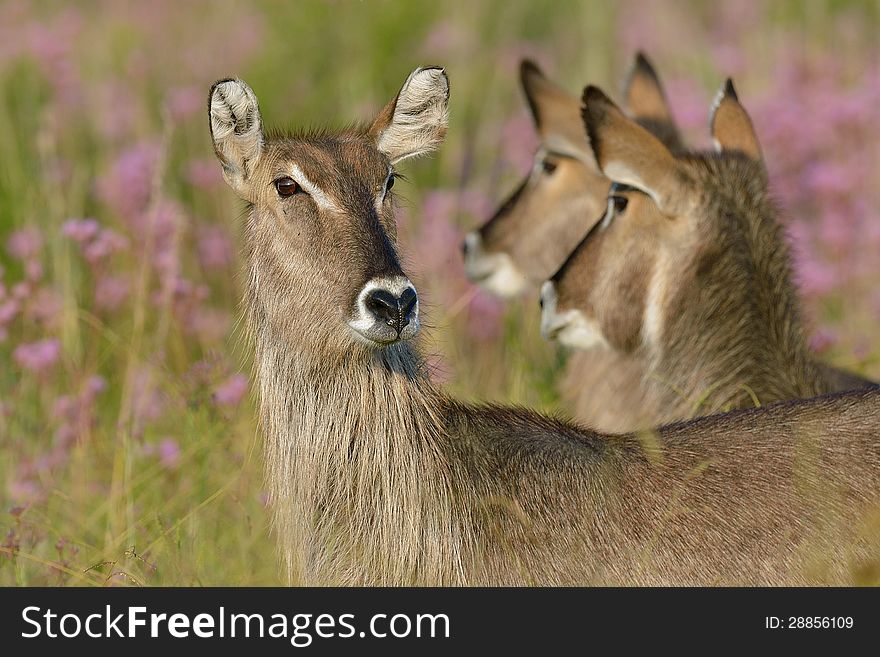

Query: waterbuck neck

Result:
[650,156,824,416]
[249,292,468,584]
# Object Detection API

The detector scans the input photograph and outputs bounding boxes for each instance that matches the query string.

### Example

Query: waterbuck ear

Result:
[369,67,449,164]
[209,78,264,197]
[623,52,673,124]
[520,60,597,165]
[710,79,762,162]
[582,85,689,214]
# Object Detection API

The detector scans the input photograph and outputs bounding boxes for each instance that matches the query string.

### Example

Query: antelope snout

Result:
[349,276,420,346]
[540,280,608,350]
[539,281,562,340]
[366,287,417,334]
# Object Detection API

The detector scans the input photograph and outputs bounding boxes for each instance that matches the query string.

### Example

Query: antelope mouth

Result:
[539,281,564,341]
[541,320,566,341]
[465,267,493,283]
[541,308,605,350]
[464,252,528,298]
[462,231,528,297]
[540,313,573,342]
[540,281,608,350]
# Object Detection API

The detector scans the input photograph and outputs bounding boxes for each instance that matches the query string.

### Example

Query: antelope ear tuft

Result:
[722,78,738,101]
[710,78,762,161]
[208,78,264,197]
[580,85,619,165]
[520,59,544,84]
[370,67,450,164]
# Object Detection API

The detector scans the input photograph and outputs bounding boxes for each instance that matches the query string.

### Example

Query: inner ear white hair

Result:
[370,67,450,164]
[209,78,264,196]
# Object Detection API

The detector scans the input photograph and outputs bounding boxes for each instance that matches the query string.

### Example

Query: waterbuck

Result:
[209,69,880,585]
[542,82,876,427]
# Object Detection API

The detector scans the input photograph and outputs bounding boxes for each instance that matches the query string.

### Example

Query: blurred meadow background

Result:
[1,0,878,585]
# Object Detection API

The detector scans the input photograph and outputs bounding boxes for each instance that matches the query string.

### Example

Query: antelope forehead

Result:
[287,163,340,213]
[278,148,391,214]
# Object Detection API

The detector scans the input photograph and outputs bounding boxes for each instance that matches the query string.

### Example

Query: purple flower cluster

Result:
[13,338,61,375]
[0,3,264,550]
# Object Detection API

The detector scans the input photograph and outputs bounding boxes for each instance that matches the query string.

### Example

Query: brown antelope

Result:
[209,69,880,585]
[466,54,873,431]
[542,82,877,426]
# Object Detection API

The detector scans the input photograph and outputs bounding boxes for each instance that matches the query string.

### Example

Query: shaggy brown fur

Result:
[546,82,875,428]
[210,72,880,586]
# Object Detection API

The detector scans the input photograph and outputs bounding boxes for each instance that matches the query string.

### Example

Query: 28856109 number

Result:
[765,616,854,629]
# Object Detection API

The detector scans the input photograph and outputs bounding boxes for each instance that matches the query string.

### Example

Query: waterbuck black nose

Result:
[365,287,418,335]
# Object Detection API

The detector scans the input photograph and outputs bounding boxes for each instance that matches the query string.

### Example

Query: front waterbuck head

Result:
[463,53,682,298]
[209,68,449,356]
[542,80,773,360]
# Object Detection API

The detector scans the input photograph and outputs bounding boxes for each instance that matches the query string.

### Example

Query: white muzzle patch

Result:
[462,231,528,298]
[349,275,420,345]
[540,281,608,350]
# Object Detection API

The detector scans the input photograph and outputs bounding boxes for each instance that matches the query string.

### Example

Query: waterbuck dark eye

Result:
[274,177,301,197]
[611,195,628,213]
[542,158,558,175]
[385,174,395,193]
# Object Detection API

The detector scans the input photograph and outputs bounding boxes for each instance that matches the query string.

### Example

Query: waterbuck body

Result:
[210,70,880,586]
